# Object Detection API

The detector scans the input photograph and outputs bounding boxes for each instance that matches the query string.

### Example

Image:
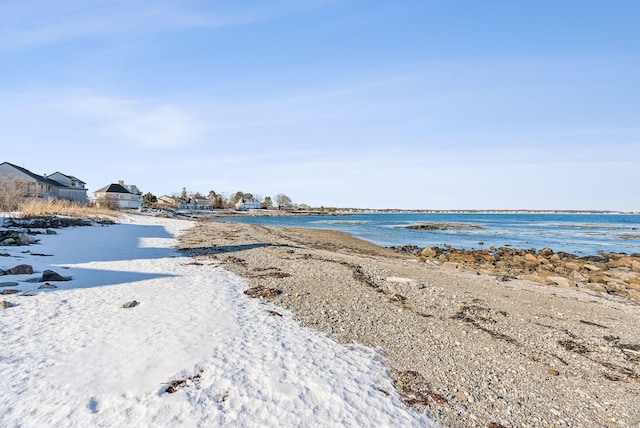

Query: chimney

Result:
[118,180,124,186]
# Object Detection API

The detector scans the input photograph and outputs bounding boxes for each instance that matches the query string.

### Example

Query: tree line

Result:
[142,188,294,210]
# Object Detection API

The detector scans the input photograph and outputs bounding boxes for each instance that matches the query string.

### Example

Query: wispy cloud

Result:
[0,0,338,49]
[0,92,208,149]
[57,95,209,148]
[110,105,208,148]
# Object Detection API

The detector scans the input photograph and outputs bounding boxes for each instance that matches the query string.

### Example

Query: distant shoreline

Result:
[288,209,637,215]
[152,208,638,219]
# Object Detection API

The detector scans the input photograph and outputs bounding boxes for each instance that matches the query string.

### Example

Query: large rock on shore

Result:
[4,264,34,275]
[417,246,640,302]
[0,230,35,246]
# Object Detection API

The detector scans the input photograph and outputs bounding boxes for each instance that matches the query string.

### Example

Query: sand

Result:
[178,220,640,428]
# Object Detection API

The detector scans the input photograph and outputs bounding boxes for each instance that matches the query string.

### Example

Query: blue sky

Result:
[1,0,638,210]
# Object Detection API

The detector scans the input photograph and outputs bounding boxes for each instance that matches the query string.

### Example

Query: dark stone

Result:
[41,270,71,282]
[6,264,34,275]
[38,283,58,289]
[123,300,139,308]
[5,216,91,229]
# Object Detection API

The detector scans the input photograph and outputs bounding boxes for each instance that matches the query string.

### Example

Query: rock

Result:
[549,277,576,288]
[0,300,18,309]
[38,283,58,289]
[17,234,33,245]
[0,230,36,246]
[420,247,437,258]
[607,269,639,282]
[539,247,554,257]
[626,281,640,290]
[570,270,588,282]
[548,369,560,376]
[5,264,34,275]
[449,253,476,263]
[123,300,139,308]
[441,262,460,270]
[45,229,57,235]
[625,289,640,301]
[582,282,607,293]
[604,281,626,293]
[564,262,581,271]
[41,270,71,282]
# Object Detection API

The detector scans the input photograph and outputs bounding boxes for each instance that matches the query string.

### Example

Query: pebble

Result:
[179,220,640,428]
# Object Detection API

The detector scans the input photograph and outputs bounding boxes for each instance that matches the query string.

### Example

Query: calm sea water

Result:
[215,213,640,256]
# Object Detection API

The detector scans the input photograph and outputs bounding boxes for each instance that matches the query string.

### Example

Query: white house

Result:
[0,162,88,203]
[93,180,142,209]
[235,198,262,210]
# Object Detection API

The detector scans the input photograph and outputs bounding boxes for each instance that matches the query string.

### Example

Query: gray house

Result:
[0,162,88,203]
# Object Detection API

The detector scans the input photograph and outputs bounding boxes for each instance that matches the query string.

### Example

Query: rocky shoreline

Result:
[178,221,640,427]
[392,245,640,304]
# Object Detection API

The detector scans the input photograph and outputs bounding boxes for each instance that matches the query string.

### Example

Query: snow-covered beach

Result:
[1,214,433,427]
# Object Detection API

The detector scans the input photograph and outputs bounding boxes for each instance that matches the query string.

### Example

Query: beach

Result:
[179,220,640,427]
[1,214,433,427]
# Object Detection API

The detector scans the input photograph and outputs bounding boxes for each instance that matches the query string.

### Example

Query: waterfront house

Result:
[0,162,88,203]
[157,195,179,209]
[235,198,262,210]
[93,180,142,209]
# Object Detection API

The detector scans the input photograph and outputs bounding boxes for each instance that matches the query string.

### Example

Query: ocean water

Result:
[215,213,640,256]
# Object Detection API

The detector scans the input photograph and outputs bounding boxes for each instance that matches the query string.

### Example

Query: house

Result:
[235,198,262,210]
[189,197,212,211]
[157,195,179,209]
[156,195,212,211]
[0,162,88,203]
[93,180,142,209]
[47,172,88,202]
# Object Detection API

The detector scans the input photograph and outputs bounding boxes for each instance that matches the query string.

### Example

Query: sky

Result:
[1,0,639,211]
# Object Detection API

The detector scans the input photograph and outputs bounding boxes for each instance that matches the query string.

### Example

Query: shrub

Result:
[0,177,26,211]
[17,198,120,218]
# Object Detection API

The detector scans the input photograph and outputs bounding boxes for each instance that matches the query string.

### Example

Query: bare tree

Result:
[275,193,292,209]
[0,177,27,211]
[95,195,120,210]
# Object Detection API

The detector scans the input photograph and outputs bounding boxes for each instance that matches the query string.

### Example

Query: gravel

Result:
[179,221,640,428]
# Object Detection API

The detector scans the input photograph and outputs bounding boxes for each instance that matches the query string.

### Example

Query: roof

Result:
[0,162,71,189]
[50,171,86,184]
[94,183,132,194]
